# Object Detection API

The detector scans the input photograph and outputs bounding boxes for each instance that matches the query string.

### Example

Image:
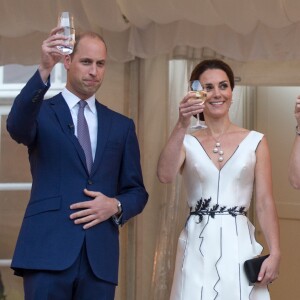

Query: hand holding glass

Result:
[190,80,207,129]
[57,12,75,55]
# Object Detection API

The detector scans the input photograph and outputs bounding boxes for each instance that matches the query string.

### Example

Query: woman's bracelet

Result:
[296,125,300,135]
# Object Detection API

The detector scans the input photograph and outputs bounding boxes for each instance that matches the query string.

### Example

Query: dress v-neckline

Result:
[191,131,253,172]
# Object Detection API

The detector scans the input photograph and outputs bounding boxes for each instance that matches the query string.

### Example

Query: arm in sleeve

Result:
[6,70,50,146]
[115,120,148,225]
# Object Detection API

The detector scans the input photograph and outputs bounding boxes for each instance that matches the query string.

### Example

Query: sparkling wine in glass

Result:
[57,12,75,55]
[190,80,207,129]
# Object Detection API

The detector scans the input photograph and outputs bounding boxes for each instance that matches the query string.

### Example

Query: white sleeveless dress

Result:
[170,131,270,300]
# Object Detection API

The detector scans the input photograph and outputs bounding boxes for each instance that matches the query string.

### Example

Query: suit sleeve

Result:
[115,120,148,225]
[6,70,50,146]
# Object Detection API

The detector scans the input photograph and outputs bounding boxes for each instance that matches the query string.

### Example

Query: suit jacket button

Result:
[88,180,93,185]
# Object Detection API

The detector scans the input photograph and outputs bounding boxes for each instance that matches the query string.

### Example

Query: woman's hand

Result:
[178,91,205,128]
[295,96,300,127]
[256,254,280,286]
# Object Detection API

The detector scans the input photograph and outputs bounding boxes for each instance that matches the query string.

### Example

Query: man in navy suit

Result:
[7,26,148,300]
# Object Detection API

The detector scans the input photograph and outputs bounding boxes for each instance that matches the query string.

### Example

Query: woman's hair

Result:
[190,59,235,90]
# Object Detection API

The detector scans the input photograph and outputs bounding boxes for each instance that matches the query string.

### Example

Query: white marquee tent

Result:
[1,0,300,65]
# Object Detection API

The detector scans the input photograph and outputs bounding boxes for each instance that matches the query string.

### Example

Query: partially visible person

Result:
[7,26,148,300]
[157,59,280,299]
[288,96,300,189]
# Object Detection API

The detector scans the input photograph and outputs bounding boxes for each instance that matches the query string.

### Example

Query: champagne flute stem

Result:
[196,114,200,125]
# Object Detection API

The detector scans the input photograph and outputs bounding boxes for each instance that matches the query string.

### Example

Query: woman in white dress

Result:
[157,59,280,299]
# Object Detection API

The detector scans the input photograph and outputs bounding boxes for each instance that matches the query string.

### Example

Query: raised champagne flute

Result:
[190,80,207,129]
[57,12,75,55]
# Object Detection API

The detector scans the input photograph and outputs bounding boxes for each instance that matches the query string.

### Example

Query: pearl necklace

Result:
[213,141,224,162]
[209,124,231,163]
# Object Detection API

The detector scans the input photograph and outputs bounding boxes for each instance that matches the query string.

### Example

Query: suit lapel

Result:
[49,94,88,173]
[91,101,112,175]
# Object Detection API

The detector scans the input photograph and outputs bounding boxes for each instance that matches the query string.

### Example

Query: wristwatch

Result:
[116,200,122,215]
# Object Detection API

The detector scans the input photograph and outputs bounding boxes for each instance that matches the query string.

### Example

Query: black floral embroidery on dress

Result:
[190,198,246,223]
[227,206,247,217]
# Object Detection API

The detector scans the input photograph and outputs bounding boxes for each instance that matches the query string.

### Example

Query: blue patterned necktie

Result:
[77,100,93,173]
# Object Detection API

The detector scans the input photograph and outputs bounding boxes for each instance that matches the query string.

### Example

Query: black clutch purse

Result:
[244,254,269,283]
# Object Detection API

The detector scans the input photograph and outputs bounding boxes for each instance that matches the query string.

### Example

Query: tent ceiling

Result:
[1,0,300,65]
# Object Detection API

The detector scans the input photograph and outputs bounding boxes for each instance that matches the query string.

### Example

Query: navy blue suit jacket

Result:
[7,70,148,285]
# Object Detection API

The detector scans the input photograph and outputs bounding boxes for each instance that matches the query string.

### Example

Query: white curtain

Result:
[2,0,300,70]
[149,59,189,300]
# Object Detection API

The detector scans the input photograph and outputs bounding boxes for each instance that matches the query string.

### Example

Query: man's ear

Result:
[64,55,71,70]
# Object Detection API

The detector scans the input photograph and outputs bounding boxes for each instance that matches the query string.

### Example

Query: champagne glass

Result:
[190,80,207,129]
[57,12,75,55]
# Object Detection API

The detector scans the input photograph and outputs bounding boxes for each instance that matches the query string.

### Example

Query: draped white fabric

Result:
[1,0,300,65]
